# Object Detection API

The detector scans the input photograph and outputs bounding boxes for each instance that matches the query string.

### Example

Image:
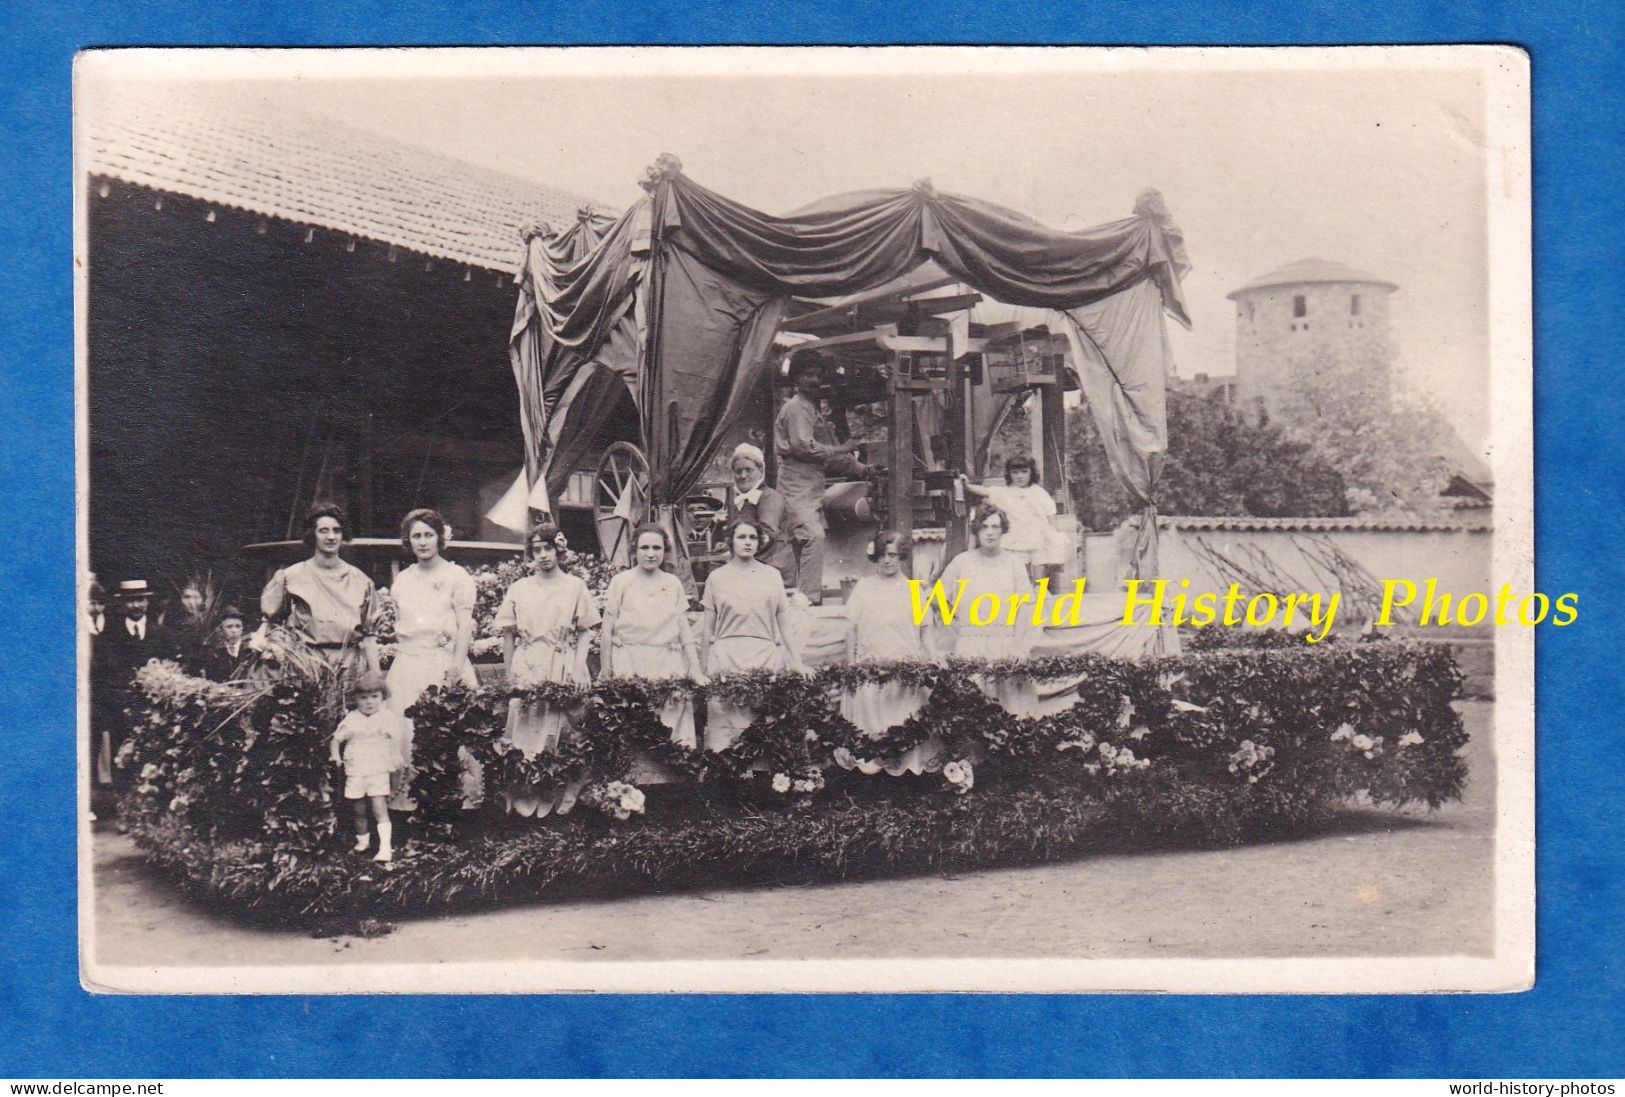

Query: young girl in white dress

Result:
[837,530,941,776]
[493,522,600,817]
[384,508,480,810]
[961,455,1060,582]
[698,519,811,751]
[599,523,706,748]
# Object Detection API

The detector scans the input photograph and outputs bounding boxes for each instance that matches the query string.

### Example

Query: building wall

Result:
[1233,281,1393,414]
[1123,522,1493,637]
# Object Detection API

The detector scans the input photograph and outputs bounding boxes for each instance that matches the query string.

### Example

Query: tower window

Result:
[1292,295,1307,318]
[1351,294,1362,316]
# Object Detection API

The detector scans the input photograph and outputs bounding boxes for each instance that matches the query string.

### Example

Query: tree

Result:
[1266,352,1455,518]
[1065,389,1350,531]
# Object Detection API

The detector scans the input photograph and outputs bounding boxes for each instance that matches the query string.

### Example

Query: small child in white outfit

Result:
[330,671,406,862]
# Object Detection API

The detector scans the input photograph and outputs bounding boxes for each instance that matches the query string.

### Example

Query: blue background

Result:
[3,0,1619,1079]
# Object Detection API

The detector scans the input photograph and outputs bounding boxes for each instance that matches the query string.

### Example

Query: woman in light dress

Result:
[259,501,382,676]
[599,523,707,748]
[961,455,1060,582]
[384,508,480,810]
[837,530,941,776]
[698,519,811,752]
[492,521,600,817]
[934,503,1040,716]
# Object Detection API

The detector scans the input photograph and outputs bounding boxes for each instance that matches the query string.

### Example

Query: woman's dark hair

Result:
[869,529,913,562]
[631,522,671,556]
[971,503,1010,544]
[726,518,763,556]
[525,521,563,560]
[400,507,449,553]
[302,500,347,550]
[1003,455,1039,485]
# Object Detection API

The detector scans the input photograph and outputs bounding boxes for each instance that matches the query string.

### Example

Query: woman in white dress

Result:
[384,508,480,810]
[493,522,601,817]
[837,530,940,775]
[934,504,1040,715]
[599,523,706,748]
[698,519,810,751]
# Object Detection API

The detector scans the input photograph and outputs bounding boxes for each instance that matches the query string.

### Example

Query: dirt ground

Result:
[88,702,1495,970]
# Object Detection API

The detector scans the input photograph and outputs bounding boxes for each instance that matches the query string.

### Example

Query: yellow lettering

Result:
[1376,579,1415,626]
[1304,592,1340,644]
[1419,578,1449,627]
[1245,592,1278,626]
[1553,593,1579,626]
[1047,579,1088,626]
[1122,579,1166,626]
[909,579,966,627]
[969,593,1000,626]
[1004,591,1034,626]
[1456,592,1488,627]
[1189,590,1217,628]
[1516,592,1549,626]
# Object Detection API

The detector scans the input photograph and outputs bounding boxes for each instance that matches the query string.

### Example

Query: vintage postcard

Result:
[75,45,1532,993]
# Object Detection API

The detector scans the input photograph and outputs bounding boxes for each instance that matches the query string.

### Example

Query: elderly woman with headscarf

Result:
[723,442,797,593]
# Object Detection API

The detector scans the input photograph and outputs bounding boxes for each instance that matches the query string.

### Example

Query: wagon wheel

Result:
[595,441,651,568]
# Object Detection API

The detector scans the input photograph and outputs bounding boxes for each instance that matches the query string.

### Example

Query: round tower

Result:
[1228,258,1397,417]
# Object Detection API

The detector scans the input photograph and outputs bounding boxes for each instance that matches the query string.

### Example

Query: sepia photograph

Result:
[74,45,1532,994]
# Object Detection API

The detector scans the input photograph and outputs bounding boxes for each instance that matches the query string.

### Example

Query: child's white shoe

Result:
[372,845,392,863]
[353,834,370,852]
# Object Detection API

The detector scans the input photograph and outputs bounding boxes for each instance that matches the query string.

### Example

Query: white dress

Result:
[384,561,480,810]
[935,548,1040,716]
[494,572,601,817]
[601,568,696,749]
[837,575,940,776]
[701,561,791,751]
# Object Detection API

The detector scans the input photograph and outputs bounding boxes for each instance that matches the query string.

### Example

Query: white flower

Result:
[771,773,791,793]
[1399,731,1425,747]
[1331,723,1354,742]
[1351,734,1374,751]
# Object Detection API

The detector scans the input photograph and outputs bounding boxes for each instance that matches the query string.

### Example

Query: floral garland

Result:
[121,641,1470,849]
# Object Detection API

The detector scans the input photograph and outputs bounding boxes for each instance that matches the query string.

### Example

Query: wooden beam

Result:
[785,275,960,330]
[888,352,913,551]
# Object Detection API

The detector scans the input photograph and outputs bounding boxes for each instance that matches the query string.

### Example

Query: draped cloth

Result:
[508,167,1189,570]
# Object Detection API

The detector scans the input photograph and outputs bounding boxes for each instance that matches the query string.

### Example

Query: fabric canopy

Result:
[507,158,1189,576]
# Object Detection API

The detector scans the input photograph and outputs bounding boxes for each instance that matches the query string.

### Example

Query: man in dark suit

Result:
[201,605,252,682]
[102,579,174,792]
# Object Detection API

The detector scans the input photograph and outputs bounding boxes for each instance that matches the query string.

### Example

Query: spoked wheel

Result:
[594,441,651,568]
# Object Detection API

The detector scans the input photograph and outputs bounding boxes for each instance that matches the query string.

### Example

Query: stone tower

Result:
[1228,258,1397,417]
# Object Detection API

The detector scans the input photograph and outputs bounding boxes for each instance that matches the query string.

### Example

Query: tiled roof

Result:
[83,82,607,273]
[1227,257,1398,299]
[1153,514,1492,533]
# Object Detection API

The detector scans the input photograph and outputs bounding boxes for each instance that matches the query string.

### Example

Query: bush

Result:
[118,643,1467,924]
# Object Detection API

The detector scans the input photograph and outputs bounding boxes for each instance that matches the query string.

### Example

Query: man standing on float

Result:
[773,351,870,605]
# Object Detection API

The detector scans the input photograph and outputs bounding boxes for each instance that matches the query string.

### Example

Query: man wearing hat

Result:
[202,605,252,682]
[102,579,175,789]
[86,577,115,793]
[773,351,871,604]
